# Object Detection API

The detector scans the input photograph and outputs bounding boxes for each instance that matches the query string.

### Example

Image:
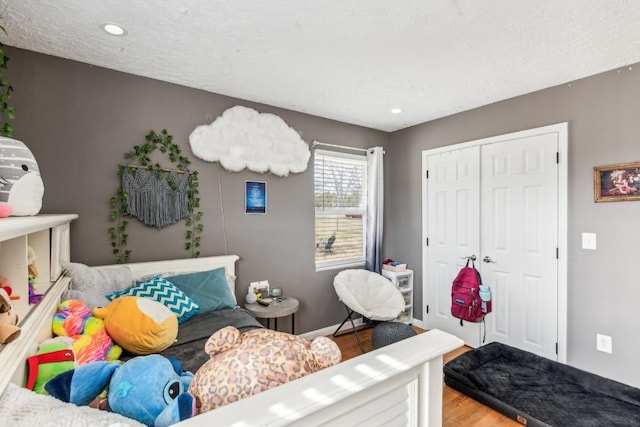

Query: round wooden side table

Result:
[245,297,299,334]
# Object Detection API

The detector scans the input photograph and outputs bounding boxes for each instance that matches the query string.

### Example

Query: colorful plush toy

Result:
[189,326,342,414]
[26,337,76,394]
[52,299,122,365]
[0,287,20,343]
[0,136,44,216]
[93,296,178,355]
[45,354,195,427]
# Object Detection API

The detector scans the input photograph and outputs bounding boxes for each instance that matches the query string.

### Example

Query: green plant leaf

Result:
[109,129,204,261]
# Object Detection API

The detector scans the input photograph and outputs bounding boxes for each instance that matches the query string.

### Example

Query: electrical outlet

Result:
[596,333,612,354]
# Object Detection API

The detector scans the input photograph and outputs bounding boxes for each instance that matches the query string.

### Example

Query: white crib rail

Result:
[177,328,463,427]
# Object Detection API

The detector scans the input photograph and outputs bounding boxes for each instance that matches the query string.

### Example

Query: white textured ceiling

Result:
[2,1,640,131]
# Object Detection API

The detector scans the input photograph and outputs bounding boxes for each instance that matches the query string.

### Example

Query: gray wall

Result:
[5,47,389,335]
[387,64,640,387]
[8,45,640,387]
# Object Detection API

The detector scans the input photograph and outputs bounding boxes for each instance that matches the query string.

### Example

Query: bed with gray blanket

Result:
[2,252,464,426]
[88,255,264,373]
[123,307,263,372]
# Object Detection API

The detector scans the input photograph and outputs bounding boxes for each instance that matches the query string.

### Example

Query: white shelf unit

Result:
[0,214,77,394]
[382,268,413,324]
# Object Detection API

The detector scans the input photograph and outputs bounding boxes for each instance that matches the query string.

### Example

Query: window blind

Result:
[314,149,367,269]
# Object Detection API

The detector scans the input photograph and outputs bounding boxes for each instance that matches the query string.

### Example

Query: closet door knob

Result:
[483,256,496,263]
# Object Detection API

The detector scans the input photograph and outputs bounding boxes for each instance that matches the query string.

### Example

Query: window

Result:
[314,149,367,270]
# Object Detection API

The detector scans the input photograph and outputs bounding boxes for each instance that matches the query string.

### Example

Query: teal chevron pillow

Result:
[109,276,199,324]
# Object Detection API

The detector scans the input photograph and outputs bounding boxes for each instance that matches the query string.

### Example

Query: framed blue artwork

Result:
[245,181,267,214]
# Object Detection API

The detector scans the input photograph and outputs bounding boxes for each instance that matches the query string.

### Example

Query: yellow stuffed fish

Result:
[93,296,178,355]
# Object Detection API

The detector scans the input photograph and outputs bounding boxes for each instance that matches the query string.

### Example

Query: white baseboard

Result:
[299,318,365,340]
[411,318,426,330]
[300,317,427,340]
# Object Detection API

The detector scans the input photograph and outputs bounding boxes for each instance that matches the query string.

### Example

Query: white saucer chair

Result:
[332,269,405,352]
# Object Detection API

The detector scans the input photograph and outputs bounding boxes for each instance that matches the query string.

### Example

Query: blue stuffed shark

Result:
[45,354,195,427]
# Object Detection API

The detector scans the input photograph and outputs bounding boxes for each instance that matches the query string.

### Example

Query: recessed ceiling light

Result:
[391,108,403,114]
[102,23,127,36]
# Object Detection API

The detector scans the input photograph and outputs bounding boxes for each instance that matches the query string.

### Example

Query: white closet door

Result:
[424,146,481,347]
[480,133,558,360]
[423,124,564,360]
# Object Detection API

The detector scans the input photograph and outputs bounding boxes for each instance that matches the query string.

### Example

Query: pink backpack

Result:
[451,260,491,324]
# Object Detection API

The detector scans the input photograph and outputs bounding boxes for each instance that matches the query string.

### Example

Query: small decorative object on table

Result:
[249,280,270,299]
[270,287,284,301]
[245,290,257,304]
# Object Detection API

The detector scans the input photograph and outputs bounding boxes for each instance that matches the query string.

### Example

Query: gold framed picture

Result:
[594,161,640,202]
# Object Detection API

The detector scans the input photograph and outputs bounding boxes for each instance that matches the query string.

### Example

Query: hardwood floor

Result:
[330,326,520,427]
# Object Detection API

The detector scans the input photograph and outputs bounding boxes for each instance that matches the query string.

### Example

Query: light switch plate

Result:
[582,232,597,250]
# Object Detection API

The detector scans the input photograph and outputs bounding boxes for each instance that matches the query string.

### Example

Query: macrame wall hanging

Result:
[109,129,203,264]
[121,168,190,229]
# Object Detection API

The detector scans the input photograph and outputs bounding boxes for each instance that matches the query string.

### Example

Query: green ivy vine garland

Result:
[0,26,16,137]
[109,129,203,263]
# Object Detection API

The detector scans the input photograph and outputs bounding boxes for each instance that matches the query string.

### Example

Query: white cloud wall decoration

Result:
[189,106,310,177]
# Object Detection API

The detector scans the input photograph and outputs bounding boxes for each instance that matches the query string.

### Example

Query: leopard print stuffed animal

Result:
[189,326,341,413]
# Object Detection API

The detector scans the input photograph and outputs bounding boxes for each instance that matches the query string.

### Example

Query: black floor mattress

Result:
[444,342,640,426]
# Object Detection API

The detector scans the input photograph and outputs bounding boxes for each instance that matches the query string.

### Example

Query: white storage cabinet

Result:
[381,269,413,324]
[0,214,77,393]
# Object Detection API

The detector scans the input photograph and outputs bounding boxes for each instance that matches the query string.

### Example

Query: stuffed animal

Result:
[0,276,19,301]
[0,203,11,217]
[0,136,44,216]
[27,245,39,279]
[189,326,342,414]
[93,296,178,355]
[45,354,195,427]
[26,245,45,304]
[52,299,122,365]
[29,277,44,304]
[26,337,76,394]
[0,287,20,343]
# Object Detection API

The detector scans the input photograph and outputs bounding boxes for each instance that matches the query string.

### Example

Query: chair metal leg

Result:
[332,308,353,336]
[332,305,364,353]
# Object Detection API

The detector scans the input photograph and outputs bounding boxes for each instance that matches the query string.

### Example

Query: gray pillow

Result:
[63,262,133,295]
[61,290,110,309]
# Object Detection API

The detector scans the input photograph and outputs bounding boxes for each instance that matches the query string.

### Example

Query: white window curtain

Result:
[365,147,384,273]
